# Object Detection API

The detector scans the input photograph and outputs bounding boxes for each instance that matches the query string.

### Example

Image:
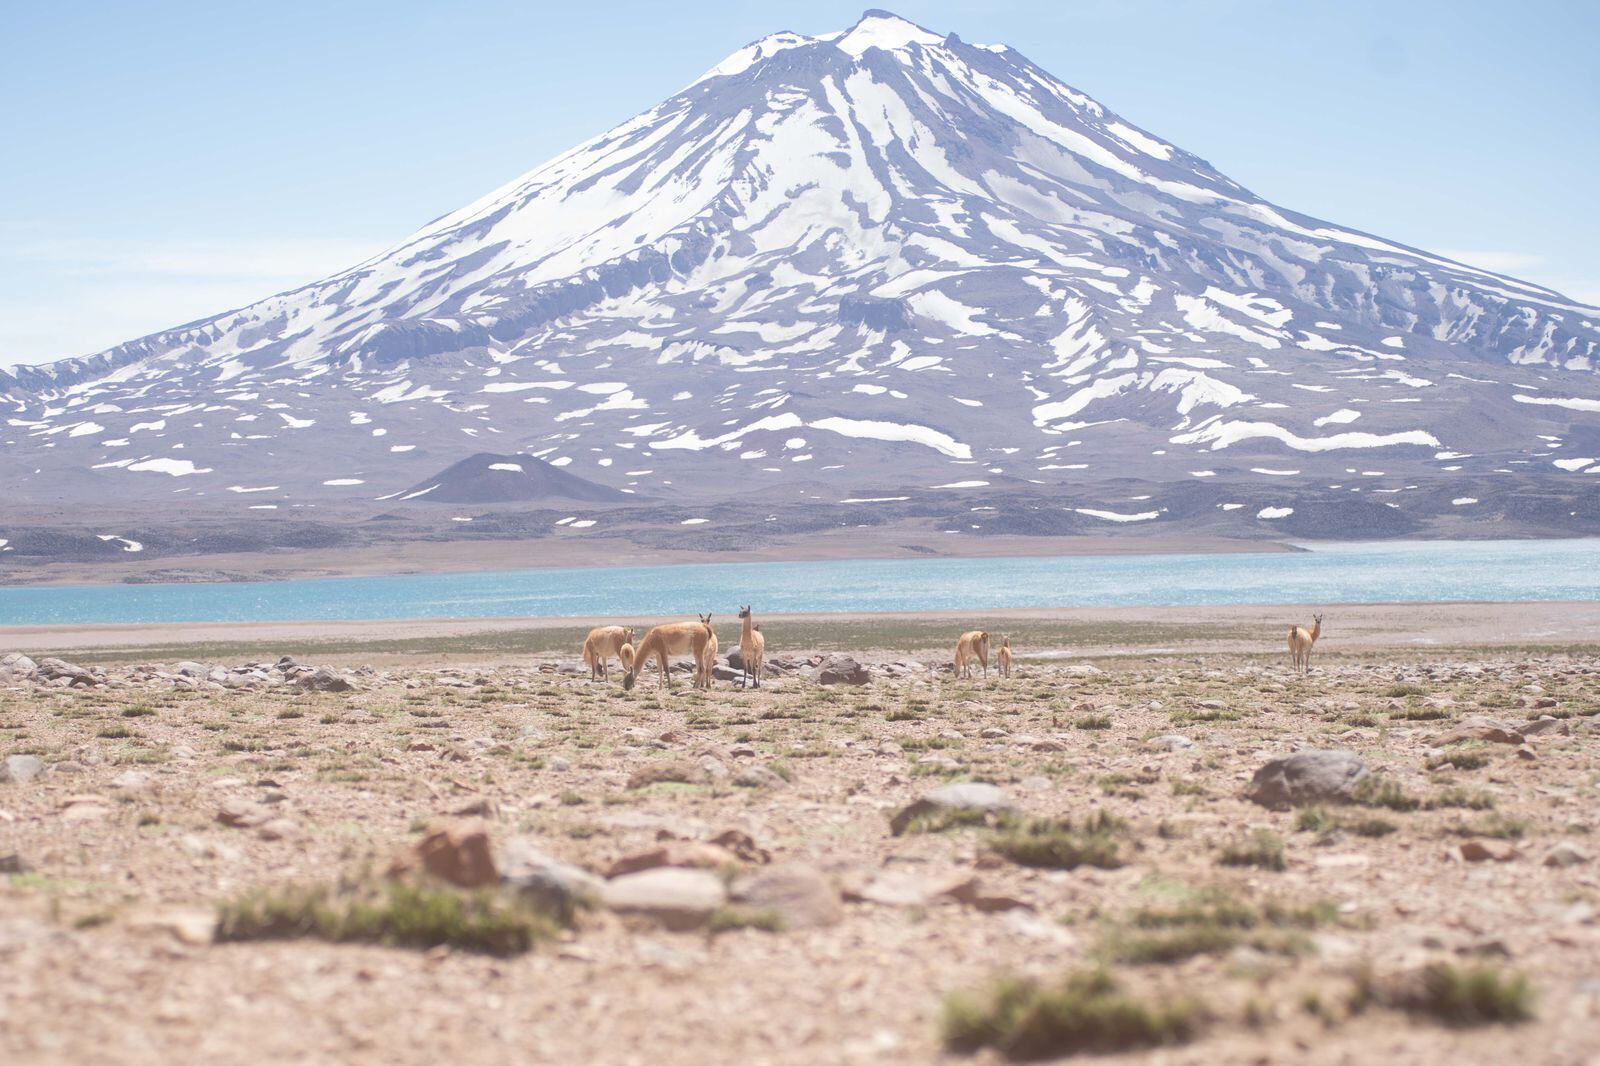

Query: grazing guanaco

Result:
[954,630,990,679]
[996,635,1012,678]
[581,625,635,681]
[699,613,719,689]
[623,616,717,691]
[736,605,766,689]
[1288,613,1324,675]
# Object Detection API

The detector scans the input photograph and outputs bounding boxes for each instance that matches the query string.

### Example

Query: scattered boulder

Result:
[1459,840,1518,863]
[626,761,703,790]
[603,842,739,879]
[601,867,727,931]
[110,770,154,795]
[0,653,37,684]
[729,865,842,929]
[1434,717,1524,746]
[1520,717,1569,737]
[807,654,870,686]
[1147,734,1195,751]
[295,666,354,692]
[255,818,299,841]
[391,817,498,888]
[215,798,272,828]
[1245,749,1369,809]
[0,754,46,785]
[851,868,978,907]
[34,657,99,687]
[1543,842,1591,868]
[710,828,771,864]
[499,837,604,918]
[58,794,113,820]
[890,781,1015,835]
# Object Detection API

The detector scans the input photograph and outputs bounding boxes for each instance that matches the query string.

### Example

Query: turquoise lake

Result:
[1,540,1597,626]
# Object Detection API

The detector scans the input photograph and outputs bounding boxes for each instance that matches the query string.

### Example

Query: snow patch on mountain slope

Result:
[1173,420,1440,452]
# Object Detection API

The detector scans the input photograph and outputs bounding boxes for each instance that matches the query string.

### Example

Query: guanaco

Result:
[623,616,717,691]
[996,635,1012,678]
[1288,613,1324,675]
[954,630,990,679]
[736,605,766,689]
[699,613,719,689]
[581,625,635,681]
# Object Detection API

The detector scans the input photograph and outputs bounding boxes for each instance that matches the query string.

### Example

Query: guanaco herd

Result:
[583,610,1328,688]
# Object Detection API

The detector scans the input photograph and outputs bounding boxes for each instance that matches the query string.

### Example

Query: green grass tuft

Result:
[942,970,1202,1059]
[1355,962,1533,1026]
[1217,830,1286,871]
[216,879,560,956]
[707,905,786,934]
[989,812,1126,870]
[1353,776,1422,812]
[1102,887,1333,965]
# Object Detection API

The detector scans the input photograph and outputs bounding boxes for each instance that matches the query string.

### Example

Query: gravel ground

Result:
[2,641,1598,1064]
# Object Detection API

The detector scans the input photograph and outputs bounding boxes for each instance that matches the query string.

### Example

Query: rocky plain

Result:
[2,628,1599,1064]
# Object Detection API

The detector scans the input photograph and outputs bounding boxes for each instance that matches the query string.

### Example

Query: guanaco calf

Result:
[581,625,635,681]
[736,605,766,689]
[954,630,990,679]
[996,635,1013,678]
[623,616,716,691]
[1288,613,1324,675]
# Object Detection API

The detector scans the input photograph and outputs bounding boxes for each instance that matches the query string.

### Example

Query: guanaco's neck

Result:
[742,615,753,641]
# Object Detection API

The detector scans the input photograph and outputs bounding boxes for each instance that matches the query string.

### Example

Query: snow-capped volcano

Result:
[4,10,1599,520]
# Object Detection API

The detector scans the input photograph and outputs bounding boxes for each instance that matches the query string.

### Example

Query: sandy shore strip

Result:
[4,600,1598,665]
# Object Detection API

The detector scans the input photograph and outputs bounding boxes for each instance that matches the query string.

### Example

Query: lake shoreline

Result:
[7,599,1599,665]
[0,529,1306,588]
[2,539,1597,630]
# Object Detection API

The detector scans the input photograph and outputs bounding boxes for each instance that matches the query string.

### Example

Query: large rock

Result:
[390,817,498,888]
[499,837,604,919]
[34,657,98,687]
[890,781,1015,835]
[1246,749,1369,809]
[808,654,870,686]
[1434,716,1524,746]
[1518,717,1568,738]
[601,867,727,931]
[0,754,46,785]
[295,666,354,692]
[0,653,37,684]
[729,865,842,929]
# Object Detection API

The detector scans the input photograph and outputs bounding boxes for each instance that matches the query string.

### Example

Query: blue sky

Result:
[2,0,1595,369]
